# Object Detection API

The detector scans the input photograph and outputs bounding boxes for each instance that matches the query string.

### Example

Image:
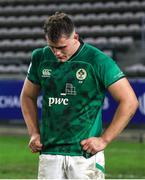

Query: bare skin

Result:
[20,79,42,153]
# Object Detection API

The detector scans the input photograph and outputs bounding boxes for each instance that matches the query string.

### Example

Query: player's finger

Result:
[29,140,35,147]
[84,143,96,154]
[29,139,42,149]
[30,145,41,153]
[87,147,97,155]
[80,139,88,146]
[86,148,92,154]
[82,144,89,151]
[30,143,42,151]
[35,141,43,148]
[35,147,42,151]
[31,149,39,153]
[29,143,36,149]
[88,141,97,150]
[91,149,97,155]
[30,145,36,152]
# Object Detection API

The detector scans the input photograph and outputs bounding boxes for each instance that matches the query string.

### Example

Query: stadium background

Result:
[0,0,145,179]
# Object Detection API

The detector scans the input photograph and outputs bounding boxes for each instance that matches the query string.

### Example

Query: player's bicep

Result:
[21,78,41,99]
[107,77,136,102]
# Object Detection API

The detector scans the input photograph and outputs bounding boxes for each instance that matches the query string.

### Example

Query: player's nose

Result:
[54,49,61,56]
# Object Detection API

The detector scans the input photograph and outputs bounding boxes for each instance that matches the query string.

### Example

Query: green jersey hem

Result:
[41,151,83,156]
[40,151,93,159]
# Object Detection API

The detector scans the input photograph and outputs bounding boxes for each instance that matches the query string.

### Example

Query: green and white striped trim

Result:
[96,163,105,173]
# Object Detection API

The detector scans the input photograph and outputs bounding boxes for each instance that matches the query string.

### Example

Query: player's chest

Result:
[38,61,96,93]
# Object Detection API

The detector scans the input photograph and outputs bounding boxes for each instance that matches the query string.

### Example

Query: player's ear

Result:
[74,32,79,40]
[45,35,49,41]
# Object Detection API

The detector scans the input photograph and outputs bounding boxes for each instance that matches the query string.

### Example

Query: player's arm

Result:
[20,78,42,153]
[81,78,139,154]
[101,77,138,143]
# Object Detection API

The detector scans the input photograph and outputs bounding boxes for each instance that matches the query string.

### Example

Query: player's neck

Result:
[72,40,81,56]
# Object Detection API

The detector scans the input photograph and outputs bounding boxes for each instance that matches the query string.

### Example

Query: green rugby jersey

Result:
[27,43,125,158]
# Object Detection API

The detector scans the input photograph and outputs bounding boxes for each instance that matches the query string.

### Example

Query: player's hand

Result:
[29,133,43,153]
[80,137,107,155]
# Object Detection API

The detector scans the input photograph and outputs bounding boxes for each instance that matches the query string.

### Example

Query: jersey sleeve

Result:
[27,49,41,85]
[94,51,125,88]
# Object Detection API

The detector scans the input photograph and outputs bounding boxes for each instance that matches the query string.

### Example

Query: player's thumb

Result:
[35,140,43,147]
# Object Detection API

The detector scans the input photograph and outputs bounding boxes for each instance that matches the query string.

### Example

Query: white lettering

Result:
[63,98,69,105]
[48,97,69,107]
[138,93,145,115]
[55,98,63,104]
[0,96,20,108]
[37,96,42,108]
[49,97,55,107]
[103,97,109,110]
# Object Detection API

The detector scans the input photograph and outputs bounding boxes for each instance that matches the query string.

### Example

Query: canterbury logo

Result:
[42,69,52,77]
[48,97,69,107]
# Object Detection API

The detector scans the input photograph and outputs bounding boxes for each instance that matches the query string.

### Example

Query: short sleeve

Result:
[27,49,41,85]
[94,52,125,88]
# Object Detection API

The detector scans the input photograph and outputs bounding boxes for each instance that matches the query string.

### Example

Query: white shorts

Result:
[38,151,105,179]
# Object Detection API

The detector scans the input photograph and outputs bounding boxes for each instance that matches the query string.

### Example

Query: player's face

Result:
[46,32,80,62]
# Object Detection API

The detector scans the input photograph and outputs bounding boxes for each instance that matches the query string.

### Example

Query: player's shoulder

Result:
[32,46,50,57]
[31,46,54,64]
[84,43,113,65]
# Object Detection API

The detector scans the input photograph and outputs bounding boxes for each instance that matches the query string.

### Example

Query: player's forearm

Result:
[20,94,40,136]
[101,99,138,144]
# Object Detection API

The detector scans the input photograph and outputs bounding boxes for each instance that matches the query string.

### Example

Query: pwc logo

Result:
[138,93,145,115]
[48,97,69,107]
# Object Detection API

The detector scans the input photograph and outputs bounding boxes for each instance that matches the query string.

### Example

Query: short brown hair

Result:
[43,12,75,42]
